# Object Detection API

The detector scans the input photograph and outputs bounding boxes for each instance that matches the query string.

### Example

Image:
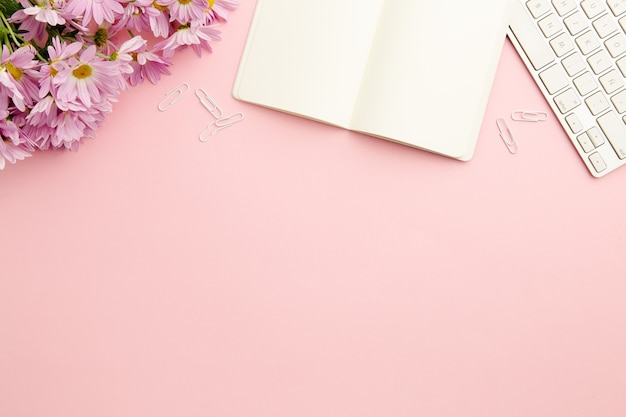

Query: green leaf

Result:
[0,0,22,16]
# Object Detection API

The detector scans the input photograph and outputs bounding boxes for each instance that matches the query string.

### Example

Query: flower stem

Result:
[0,11,21,49]
[0,11,49,61]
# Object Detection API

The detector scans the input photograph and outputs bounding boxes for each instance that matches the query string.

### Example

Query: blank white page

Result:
[350,0,512,159]
[233,0,385,127]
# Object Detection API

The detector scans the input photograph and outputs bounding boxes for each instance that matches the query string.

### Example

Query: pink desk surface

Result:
[2,2,625,417]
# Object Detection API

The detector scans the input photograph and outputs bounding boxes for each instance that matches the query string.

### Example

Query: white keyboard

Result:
[509,0,626,177]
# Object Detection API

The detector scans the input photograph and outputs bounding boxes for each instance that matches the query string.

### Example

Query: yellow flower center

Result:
[5,62,22,81]
[72,64,92,79]
[94,27,108,47]
[178,0,192,4]
[153,1,167,11]
[208,0,215,7]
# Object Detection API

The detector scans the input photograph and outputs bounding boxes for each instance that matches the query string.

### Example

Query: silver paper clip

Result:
[157,83,190,111]
[199,113,245,142]
[496,118,518,154]
[195,88,223,119]
[511,110,548,122]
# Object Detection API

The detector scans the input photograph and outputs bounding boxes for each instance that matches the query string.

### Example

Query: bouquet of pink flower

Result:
[0,0,238,169]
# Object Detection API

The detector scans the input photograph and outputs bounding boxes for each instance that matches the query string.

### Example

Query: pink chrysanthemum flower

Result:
[78,24,122,56]
[65,0,125,26]
[0,108,33,169]
[39,38,84,98]
[206,0,238,23]
[0,79,24,112]
[8,10,47,43]
[24,96,58,149]
[0,110,31,147]
[127,49,172,86]
[158,0,207,23]
[0,45,40,111]
[188,23,221,56]
[52,45,123,110]
[149,9,171,38]
[112,0,160,33]
[1,45,41,108]
[0,138,32,169]
[154,23,220,58]
[23,2,66,25]
[112,36,147,75]
[26,94,111,151]
[109,36,150,89]
[8,0,71,45]
[52,109,95,150]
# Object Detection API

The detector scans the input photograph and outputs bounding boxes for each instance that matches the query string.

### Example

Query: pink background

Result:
[2,2,626,416]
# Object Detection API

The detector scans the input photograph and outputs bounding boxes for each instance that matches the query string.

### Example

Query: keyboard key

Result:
[593,13,618,38]
[573,71,598,95]
[611,89,626,112]
[551,32,576,56]
[599,69,624,93]
[510,9,556,70]
[576,30,601,54]
[577,131,596,152]
[555,88,583,113]
[565,11,588,35]
[597,111,626,158]
[617,55,626,76]
[608,0,626,16]
[589,152,608,172]
[527,0,552,18]
[562,52,586,75]
[581,0,606,18]
[605,32,626,57]
[587,50,612,73]
[552,0,577,16]
[566,113,584,133]
[539,13,563,37]
[587,126,605,146]
[539,64,570,93]
[585,90,610,114]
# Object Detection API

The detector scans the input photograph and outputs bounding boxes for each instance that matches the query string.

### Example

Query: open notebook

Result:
[233,0,513,160]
